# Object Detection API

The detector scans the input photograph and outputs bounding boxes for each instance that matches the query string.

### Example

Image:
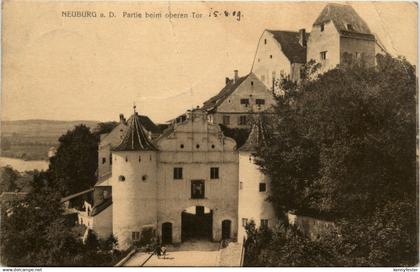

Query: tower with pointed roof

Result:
[237,117,276,240]
[111,108,159,248]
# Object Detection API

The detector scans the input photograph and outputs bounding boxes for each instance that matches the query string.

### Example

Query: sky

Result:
[1,1,417,123]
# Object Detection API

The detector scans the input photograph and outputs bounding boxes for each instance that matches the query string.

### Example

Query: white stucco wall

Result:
[156,110,239,243]
[307,21,341,72]
[98,123,127,178]
[211,73,275,128]
[91,204,113,240]
[252,30,292,89]
[238,152,276,241]
[112,151,158,249]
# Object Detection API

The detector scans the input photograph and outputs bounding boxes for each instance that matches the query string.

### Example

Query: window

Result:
[118,175,125,182]
[239,115,247,125]
[223,115,230,125]
[240,98,249,106]
[251,81,254,86]
[132,231,140,241]
[259,182,266,192]
[196,144,200,149]
[270,55,273,59]
[180,144,184,149]
[174,167,183,179]
[256,99,265,106]
[320,51,327,60]
[242,218,248,227]
[210,167,219,179]
[264,38,267,44]
[261,219,269,228]
[102,157,106,164]
[320,23,324,32]
[191,180,205,199]
[110,153,112,165]
[347,24,354,31]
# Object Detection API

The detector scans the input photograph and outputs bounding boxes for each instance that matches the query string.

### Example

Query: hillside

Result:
[1,119,98,161]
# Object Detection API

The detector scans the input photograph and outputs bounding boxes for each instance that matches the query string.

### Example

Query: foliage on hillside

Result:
[246,55,418,266]
[219,124,250,149]
[0,171,123,266]
[0,166,18,193]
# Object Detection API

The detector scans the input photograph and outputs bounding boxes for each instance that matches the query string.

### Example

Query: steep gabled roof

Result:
[61,188,94,203]
[201,74,250,112]
[138,115,161,134]
[313,3,375,41]
[238,117,266,152]
[267,30,309,64]
[113,112,158,152]
[90,197,112,216]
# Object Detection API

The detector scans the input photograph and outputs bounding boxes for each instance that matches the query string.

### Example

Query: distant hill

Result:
[1,119,98,138]
[1,119,99,160]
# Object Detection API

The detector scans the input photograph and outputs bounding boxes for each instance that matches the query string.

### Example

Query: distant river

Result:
[0,157,49,172]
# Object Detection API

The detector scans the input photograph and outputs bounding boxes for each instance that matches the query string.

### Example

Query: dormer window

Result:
[347,24,354,31]
[320,23,325,32]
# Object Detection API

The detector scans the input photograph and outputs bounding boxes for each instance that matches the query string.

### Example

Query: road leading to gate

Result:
[123,239,241,267]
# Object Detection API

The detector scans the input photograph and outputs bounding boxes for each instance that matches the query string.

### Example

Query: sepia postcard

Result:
[0,0,418,269]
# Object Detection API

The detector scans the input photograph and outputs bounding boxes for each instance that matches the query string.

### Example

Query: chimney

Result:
[225,77,230,85]
[119,114,126,124]
[299,28,306,47]
[234,70,239,82]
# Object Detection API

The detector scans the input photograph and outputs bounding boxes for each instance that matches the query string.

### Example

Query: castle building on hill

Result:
[108,108,238,249]
[61,3,387,249]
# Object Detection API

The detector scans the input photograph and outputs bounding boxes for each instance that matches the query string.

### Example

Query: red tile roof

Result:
[113,112,158,152]
[313,3,375,41]
[238,117,266,152]
[202,74,250,112]
[267,30,309,64]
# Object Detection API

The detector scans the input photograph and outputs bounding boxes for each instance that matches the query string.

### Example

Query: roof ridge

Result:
[113,112,158,152]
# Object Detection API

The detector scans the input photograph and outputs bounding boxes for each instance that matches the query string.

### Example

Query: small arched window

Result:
[118,175,126,182]
[139,156,141,162]
[142,175,148,182]
[180,144,184,149]
[196,144,200,149]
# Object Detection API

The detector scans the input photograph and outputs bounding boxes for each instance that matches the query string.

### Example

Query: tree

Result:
[1,171,122,266]
[257,55,416,218]
[249,55,418,266]
[0,166,18,193]
[49,124,98,196]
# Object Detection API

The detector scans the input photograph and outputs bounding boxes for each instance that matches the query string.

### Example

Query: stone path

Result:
[123,240,220,267]
[219,242,243,266]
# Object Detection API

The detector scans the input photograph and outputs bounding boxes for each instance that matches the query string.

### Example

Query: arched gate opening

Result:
[181,206,212,241]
